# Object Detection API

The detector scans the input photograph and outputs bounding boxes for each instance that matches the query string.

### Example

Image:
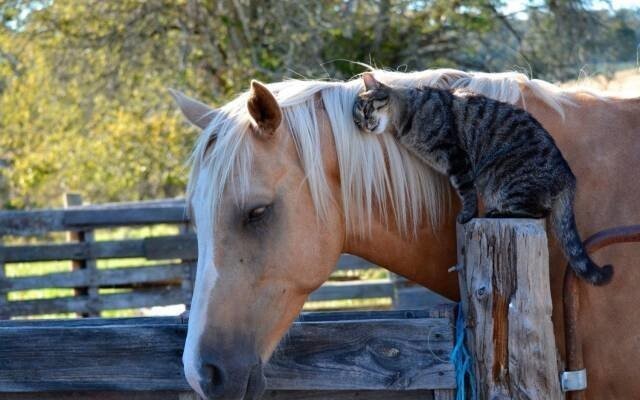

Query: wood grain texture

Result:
[263,390,435,399]
[6,287,186,316]
[1,390,436,400]
[0,234,197,263]
[4,267,388,316]
[0,199,187,236]
[308,280,394,302]
[456,219,562,400]
[0,199,434,317]
[0,306,454,328]
[64,194,99,317]
[3,263,194,291]
[433,389,456,400]
[0,312,455,392]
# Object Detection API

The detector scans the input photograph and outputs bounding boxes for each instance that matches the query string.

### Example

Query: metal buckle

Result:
[561,369,587,392]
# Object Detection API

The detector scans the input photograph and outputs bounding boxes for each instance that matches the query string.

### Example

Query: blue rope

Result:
[450,303,477,400]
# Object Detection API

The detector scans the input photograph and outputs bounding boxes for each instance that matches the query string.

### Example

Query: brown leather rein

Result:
[564,224,640,399]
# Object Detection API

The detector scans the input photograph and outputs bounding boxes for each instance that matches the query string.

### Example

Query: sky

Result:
[597,0,640,9]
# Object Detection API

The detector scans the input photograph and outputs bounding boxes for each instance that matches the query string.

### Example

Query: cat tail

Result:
[550,184,613,285]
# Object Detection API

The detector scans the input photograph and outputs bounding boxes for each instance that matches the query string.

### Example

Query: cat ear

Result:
[247,80,282,137]
[362,72,383,91]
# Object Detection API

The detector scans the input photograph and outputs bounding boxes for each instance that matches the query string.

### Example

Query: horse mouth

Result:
[241,363,266,400]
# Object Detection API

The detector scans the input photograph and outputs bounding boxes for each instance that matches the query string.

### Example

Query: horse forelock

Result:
[186,67,579,237]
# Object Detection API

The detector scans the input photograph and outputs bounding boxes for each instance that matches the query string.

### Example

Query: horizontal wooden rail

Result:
[0,199,187,236]
[2,389,439,400]
[0,196,387,316]
[2,237,376,270]
[4,279,393,317]
[1,263,193,291]
[1,235,198,262]
[6,287,187,316]
[308,280,393,302]
[0,307,456,392]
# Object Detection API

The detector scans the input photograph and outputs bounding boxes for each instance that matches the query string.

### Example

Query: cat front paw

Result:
[457,210,477,224]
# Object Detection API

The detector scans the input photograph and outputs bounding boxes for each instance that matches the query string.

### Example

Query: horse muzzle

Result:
[197,352,266,400]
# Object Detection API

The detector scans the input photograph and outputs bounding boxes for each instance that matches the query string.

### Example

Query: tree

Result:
[0,0,636,208]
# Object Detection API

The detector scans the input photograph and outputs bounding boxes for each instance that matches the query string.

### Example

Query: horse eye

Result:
[247,205,269,223]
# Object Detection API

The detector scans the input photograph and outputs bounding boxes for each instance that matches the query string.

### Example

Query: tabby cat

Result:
[353,72,613,285]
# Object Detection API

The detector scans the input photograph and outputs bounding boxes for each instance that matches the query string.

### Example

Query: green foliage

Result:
[0,0,637,208]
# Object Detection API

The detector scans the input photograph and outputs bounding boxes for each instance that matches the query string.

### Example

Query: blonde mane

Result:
[187,68,574,236]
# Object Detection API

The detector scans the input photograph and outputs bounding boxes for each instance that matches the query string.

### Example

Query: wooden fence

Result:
[0,306,458,400]
[0,196,445,319]
[0,212,566,399]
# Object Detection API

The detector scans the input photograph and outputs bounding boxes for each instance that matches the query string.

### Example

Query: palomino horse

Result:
[172,69,640,400]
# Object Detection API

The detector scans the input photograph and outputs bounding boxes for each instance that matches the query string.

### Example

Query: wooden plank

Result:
[1,391,188,400]
[307,280,394,301]
[265,390,435,400]
[0,235,197,263]
[433,389,456,400]
[0,304,455,327]
[392,285,455,309]
[0,315,455,392]
[1,390,436,400]
[267,318,455,390]
[2,246,369,271]
[5,287,186,316]
[0,199,187,236]
[3,264,194,291]
[143,235,197,260]
[1,240,143,262]
[178,221,195,316]
[456,219,562,399]
[0,316,183,328]
[65,205,184,227]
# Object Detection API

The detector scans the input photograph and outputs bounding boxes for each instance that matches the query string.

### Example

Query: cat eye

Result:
[373,99,388,108]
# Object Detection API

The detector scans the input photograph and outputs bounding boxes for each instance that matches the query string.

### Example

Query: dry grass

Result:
[561,67,640,97]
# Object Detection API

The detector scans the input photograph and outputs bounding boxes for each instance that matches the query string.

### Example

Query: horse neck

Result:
[343,205,460,300]
[312,98,460,301]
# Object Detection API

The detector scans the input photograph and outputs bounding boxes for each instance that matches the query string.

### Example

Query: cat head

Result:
[353,73,393,135]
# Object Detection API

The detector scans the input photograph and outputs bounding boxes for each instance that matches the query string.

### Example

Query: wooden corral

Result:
[0,307,457,399]
[0,198,444,319]
[0,201,567,399]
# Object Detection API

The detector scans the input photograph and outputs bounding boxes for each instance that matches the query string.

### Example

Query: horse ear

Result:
[362,72,382,91]
[169,89,217,130]
[247,80,282,137]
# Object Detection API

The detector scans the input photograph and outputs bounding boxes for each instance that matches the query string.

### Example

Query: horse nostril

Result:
[202,362,226,393]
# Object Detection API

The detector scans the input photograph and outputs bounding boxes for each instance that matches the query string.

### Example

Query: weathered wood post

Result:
[456,219,562,400]
[64,193,99,317]
[179,218,196,315]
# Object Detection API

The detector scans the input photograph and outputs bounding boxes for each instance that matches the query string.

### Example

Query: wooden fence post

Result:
[456,219,562,400]
[64,193,99,317]
[179,219,196,314]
